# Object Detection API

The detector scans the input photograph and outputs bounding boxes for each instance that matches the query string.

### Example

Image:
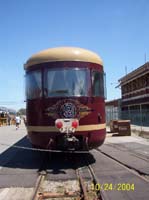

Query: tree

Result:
[17,108,26,115]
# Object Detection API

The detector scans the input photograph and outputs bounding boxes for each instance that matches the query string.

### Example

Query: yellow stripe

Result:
[77,124,106,131]
[27,123,106,132]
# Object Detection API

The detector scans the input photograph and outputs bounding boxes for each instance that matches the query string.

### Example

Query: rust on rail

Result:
[37,191,79,199]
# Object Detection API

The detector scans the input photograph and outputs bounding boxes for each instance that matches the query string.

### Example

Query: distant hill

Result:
[0,106,16,114]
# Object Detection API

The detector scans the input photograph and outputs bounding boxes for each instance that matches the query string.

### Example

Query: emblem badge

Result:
[60,102,77,118]
[45,99,91,119]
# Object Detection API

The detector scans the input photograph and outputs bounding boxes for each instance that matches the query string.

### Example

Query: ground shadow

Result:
[0,136,96,171]
[0,136,42,170]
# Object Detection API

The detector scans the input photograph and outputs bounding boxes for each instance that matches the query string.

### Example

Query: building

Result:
[118,62,149,126]
[105,99,121,124]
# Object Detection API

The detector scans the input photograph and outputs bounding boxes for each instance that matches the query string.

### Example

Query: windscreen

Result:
[45,69,89,97]
[92,71,105,98]
[26,70,42,99]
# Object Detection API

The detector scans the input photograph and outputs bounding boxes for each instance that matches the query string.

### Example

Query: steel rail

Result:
[31,151,49,200]
[106,142,149,162]
[85,158,109,200]
[31,174,45,200]
[76,168,89,200]
[31,154,91,200]
[32,170,89,200]
[95,149,149,183]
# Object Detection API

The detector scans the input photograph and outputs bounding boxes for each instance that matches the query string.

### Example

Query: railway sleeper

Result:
[35,179,100,200]
[37,191,79,199]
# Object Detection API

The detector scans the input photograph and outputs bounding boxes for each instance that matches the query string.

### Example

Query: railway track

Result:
[30,146,149,200]
[105,142,149,162]
[95,148,149,182]
[30,152,103,200]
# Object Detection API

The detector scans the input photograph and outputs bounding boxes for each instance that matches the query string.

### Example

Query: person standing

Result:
[8,115,11,125]
[15,115,21,130]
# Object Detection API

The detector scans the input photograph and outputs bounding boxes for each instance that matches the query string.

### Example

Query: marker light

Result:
[55,121,63,129]
[72,120,78,129]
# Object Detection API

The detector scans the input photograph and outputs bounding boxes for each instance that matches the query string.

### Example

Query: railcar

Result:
[24,47,106,151]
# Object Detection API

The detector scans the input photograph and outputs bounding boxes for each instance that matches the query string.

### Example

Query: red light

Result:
[72,120,78,129]
[56,121,63,129]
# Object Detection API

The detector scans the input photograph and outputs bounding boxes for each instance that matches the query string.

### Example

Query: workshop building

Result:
[118,62,149,126]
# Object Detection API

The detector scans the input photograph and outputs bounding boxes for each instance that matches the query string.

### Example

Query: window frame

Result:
[25,70,42,100]
[43,67,90,98]
[91,70,106,98]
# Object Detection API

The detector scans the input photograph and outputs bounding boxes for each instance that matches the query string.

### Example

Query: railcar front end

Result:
[24,47,106,151]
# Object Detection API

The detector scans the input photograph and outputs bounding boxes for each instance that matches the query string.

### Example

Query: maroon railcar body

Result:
[24,47,106,151]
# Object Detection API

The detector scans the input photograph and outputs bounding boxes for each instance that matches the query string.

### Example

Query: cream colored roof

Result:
[24,47,103,69]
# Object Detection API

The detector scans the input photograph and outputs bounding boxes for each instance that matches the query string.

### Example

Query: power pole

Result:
[125,66,127,75]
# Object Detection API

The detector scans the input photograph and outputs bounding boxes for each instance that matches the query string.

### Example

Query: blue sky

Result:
[0,0,149,110]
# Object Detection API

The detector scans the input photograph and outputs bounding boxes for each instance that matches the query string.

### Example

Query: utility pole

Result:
[144,53,146,63]
[125,66,127,75]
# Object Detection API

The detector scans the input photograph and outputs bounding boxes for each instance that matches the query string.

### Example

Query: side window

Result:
[92,71,105,97]
[104,72,107,99]
[26,71,42,99]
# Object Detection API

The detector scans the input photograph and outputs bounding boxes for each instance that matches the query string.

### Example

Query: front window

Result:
[45,69,88,97]
[26,70,42,99]
[92,71,105,97]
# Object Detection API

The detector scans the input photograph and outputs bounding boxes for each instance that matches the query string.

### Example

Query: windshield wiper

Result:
[49,89,69,94]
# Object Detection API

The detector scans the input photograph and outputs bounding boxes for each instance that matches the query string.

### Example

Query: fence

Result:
[106,110,119,125]
[106,109,149,127]
[121,109,149,127]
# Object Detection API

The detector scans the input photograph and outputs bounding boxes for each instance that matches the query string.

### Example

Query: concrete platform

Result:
[94,134,149,199]
[0,124,39,199]
[102,133,149,174]
[0,188,34,200]
[0,124,149,199]
[131,125,149,139]
[0,123,27,154]
[91,149,149,200]
[106,125,149,139]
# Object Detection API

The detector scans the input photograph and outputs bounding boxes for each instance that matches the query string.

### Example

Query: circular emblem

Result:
[60,102,77,118]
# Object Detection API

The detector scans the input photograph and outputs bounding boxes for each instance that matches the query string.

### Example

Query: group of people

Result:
[0,112,11,126]
[0,111,25,130]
